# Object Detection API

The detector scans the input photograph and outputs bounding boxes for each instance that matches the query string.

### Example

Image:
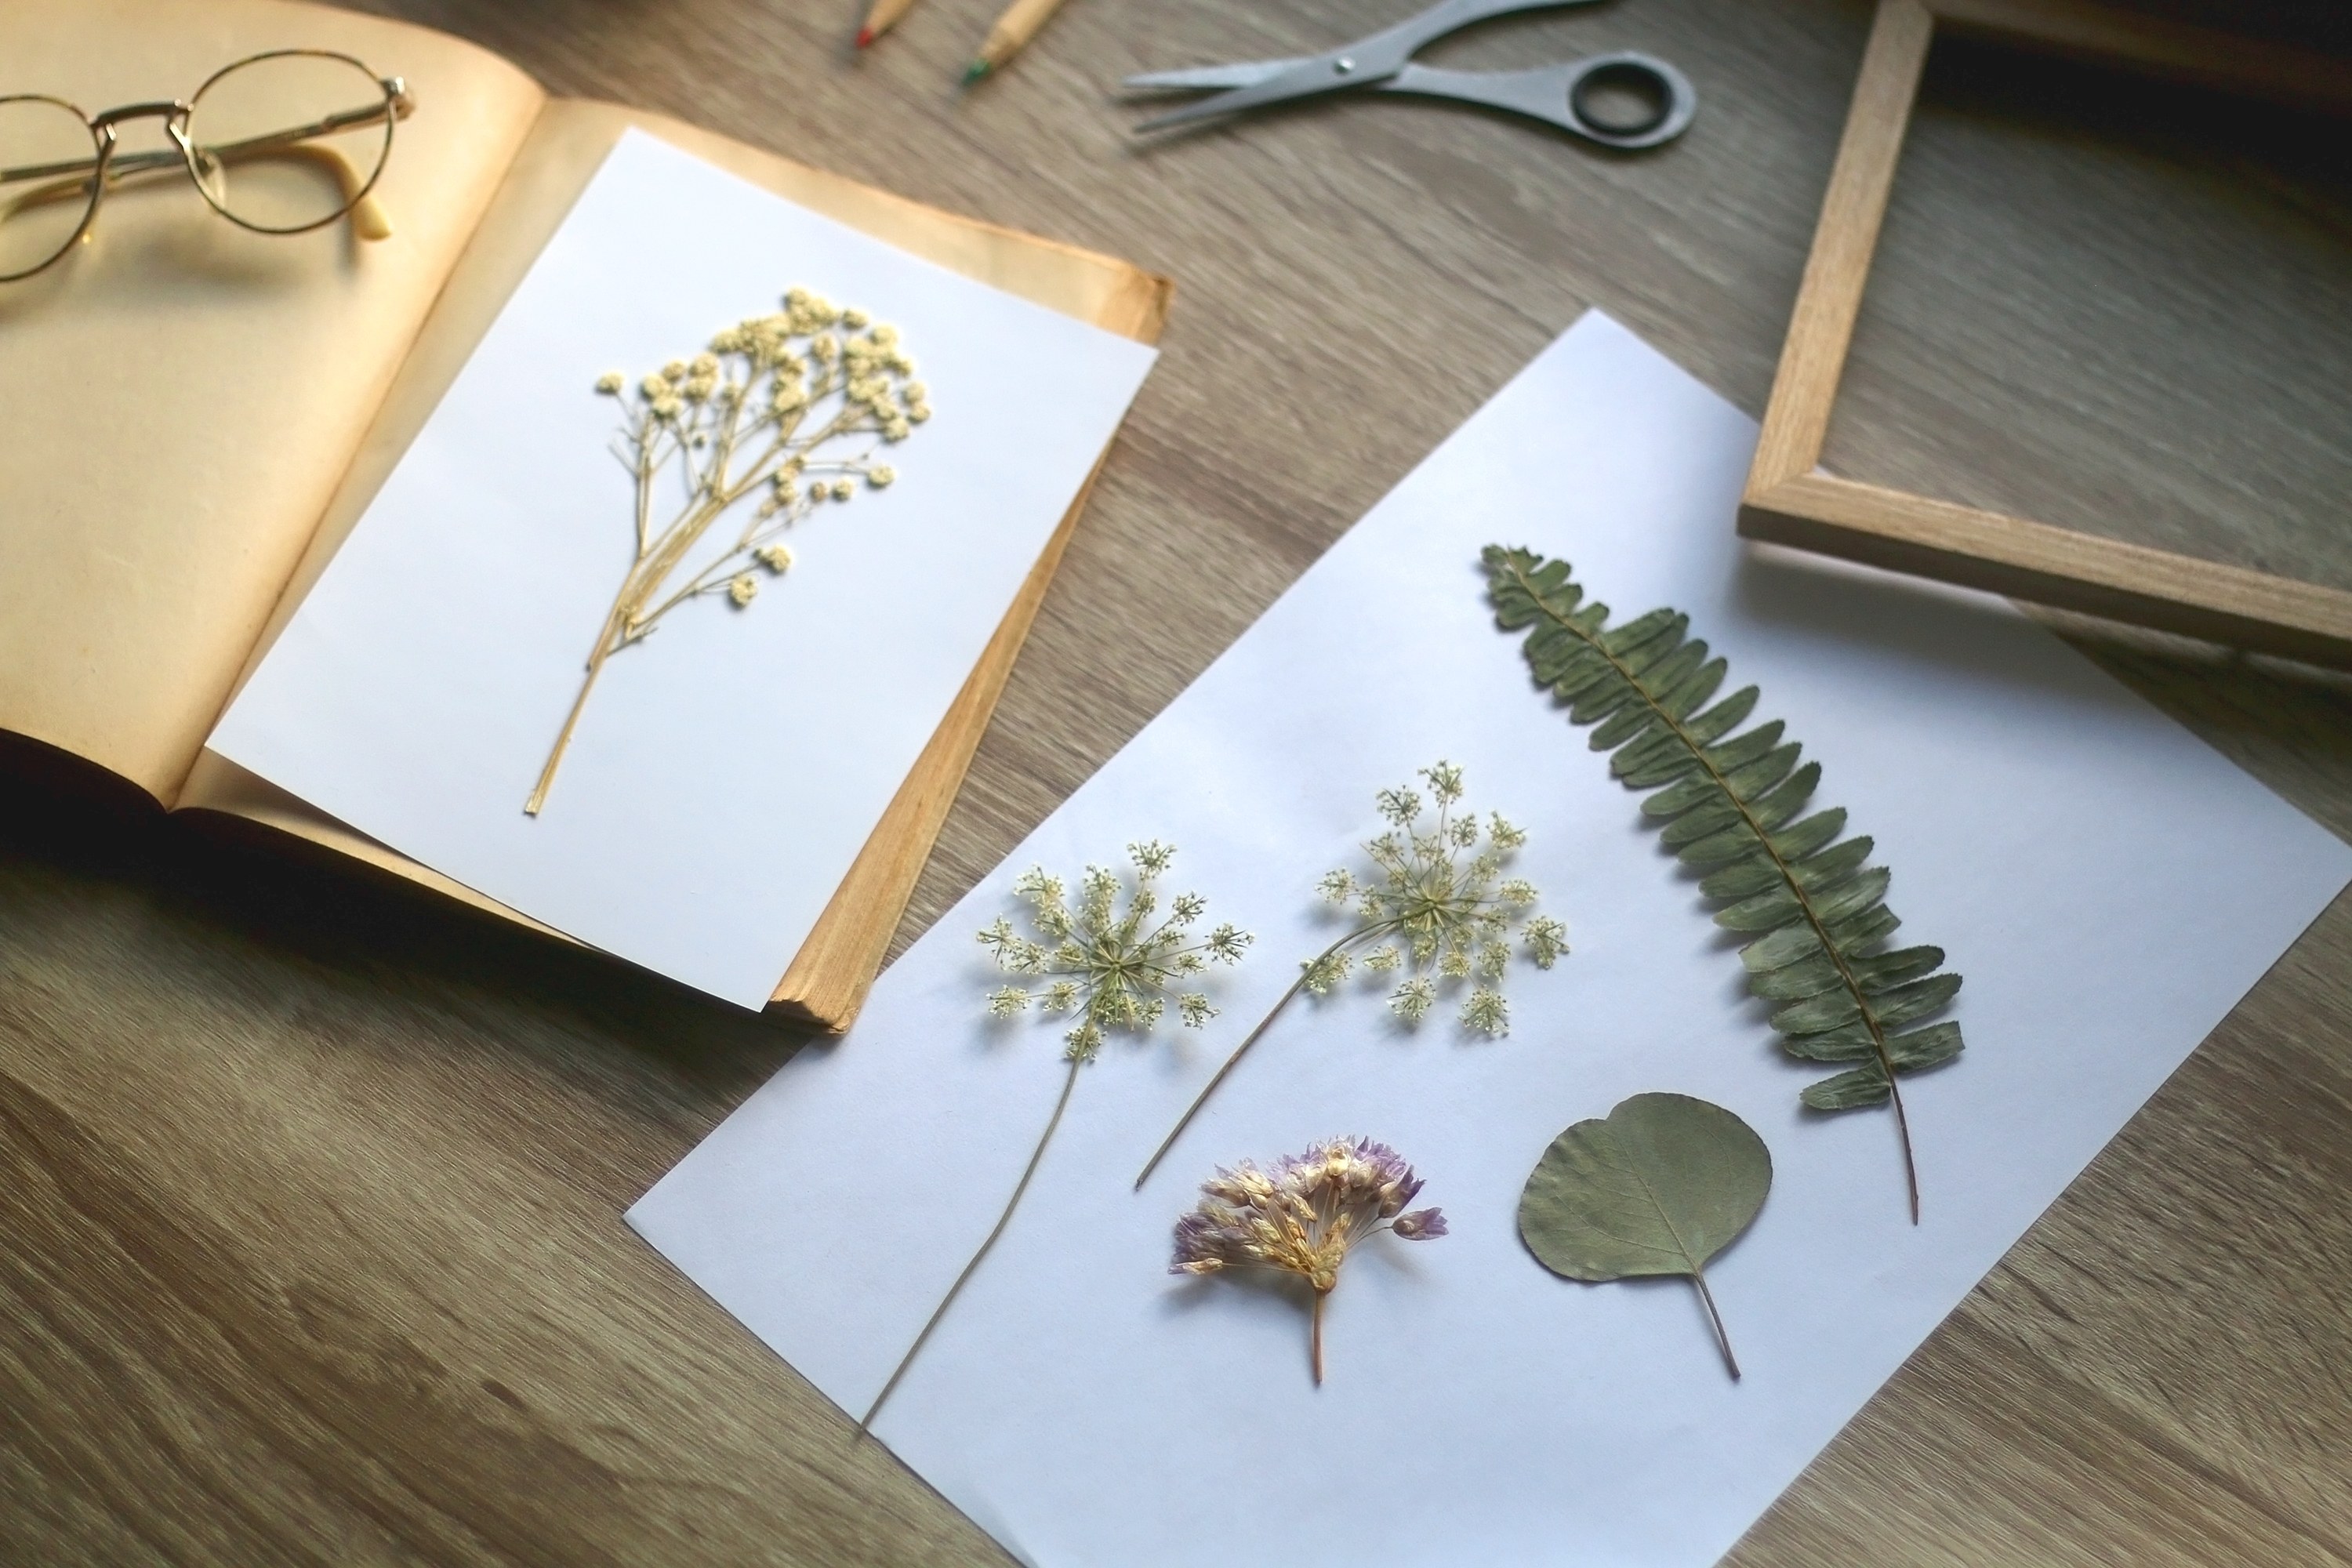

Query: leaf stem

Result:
[1505,557,1921,1223]
[858,1057,1082,1436]
[1690,1267,1740,1381]
[1133,924,1394,1190]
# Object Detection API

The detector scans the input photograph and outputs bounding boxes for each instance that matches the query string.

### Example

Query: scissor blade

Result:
[1121,60,1302,92]
[1131,55,1385,131]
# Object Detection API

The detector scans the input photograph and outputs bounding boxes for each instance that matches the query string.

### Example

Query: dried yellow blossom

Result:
[524,285,937,816]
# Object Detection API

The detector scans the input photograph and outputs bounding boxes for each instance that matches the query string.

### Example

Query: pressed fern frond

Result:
[1483,546,1963,1221]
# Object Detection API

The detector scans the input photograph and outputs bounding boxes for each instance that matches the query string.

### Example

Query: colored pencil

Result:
[855,0,919,49]
[962,0,1070,82]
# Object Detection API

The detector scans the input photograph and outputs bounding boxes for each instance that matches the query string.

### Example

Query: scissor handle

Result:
[1381,52,1696,148]
[1352,0,1604,76]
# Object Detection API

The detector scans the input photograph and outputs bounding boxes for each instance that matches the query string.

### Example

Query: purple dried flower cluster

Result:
[1171,1136,1445,1382]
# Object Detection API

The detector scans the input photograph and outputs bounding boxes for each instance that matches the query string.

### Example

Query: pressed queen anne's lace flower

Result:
[860,844,1252,1436]
[979,841,1252,1063]
[1307,761,1567,1031]
[1171,1136,1446,1384]
[1135,762,1566,1188]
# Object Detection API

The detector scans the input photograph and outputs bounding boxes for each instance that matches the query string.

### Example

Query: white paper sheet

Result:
[210,130,1158,1007]
[629,314,2352,1566]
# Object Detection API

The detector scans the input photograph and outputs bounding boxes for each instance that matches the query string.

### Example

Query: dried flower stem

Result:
[1136,763,1565,1189]
[1132,923,1395,1190]
[859,1057,1079,1435]
[861,844,1247,1434]
[527,292,927,814]
[1310,1287,1328,1385]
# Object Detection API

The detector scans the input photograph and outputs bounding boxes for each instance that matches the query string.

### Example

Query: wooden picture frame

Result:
[1740,0,2352,669]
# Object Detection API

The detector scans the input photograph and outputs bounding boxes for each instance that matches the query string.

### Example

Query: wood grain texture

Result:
[6,0,2352,1563]
[1744,472,2352,668]
[1748,0,1932,490]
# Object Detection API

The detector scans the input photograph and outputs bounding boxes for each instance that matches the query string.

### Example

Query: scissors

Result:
[1122,0,1696,147]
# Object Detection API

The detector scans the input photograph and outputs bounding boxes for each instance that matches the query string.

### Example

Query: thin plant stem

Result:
[526,331,898,813]
[1690,1267,1740,1381]
[1310,1287,1327,1385]
[858,1056,1082,1436]
[1133,921,1398,1190]
[524,608,622,816]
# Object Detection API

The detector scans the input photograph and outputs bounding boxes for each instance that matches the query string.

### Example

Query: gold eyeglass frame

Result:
[0,48,415,282]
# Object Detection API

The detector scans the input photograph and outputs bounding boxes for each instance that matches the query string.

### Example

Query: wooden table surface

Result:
[8,0,2351,1562]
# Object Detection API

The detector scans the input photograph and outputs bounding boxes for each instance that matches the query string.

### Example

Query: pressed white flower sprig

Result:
[982,844,1253,1062]
[525,288,930,815]
[1171,1136,1446,1385]
[1135,762,1566,1188]
[859,841,1250,1432]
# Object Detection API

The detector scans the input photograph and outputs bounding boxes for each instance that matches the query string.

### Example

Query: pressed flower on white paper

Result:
[526,288,932,815]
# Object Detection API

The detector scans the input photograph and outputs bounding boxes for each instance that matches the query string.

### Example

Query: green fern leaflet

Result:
[1483,546,1962,1221]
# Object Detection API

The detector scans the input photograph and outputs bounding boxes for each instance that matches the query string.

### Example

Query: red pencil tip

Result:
[855,25,874,46]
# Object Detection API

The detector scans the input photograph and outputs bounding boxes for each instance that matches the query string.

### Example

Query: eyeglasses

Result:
[0,49,413,282]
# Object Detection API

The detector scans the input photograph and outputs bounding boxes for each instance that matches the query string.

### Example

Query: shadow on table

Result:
[0,731,812,1125]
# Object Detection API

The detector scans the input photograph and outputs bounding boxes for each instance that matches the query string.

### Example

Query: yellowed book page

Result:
[0,0,543,804]
[180,99,1171,1027]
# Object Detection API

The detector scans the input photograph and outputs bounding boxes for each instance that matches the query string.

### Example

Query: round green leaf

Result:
[1518,1092,1772,1282]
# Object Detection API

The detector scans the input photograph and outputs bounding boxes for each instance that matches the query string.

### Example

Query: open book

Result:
[0,0,1169,1023]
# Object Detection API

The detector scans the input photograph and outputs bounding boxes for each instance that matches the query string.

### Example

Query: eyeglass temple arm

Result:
[2,85,409,184]
[0,170,97,232]
[0,80,410,238]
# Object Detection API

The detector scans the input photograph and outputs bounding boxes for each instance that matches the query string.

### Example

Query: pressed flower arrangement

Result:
[526,288,930,814]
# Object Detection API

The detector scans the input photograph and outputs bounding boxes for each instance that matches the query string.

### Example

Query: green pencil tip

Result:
[962,59,991,84]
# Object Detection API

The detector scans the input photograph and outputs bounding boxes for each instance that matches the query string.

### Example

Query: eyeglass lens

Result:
[187,53,394,234]
[0,96,101,280]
